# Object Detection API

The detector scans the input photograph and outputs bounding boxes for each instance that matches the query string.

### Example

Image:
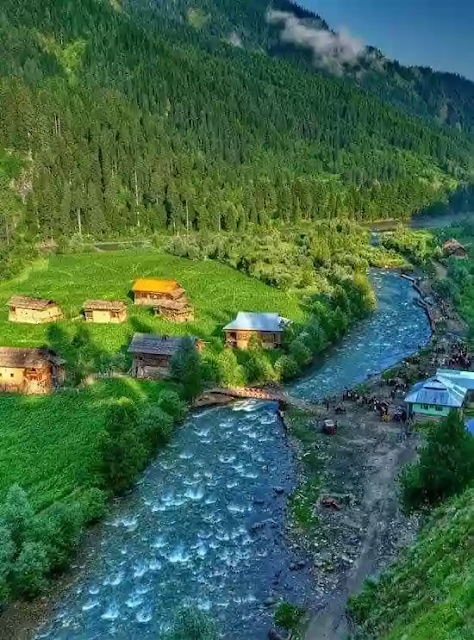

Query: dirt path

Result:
[433,260,448,281]
[291,407,420,640]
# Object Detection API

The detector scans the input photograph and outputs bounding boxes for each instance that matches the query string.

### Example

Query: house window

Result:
[435,405,444,412]
[10,373,14,378]
[422,404,430,410]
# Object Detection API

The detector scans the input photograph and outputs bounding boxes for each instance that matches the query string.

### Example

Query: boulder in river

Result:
[264,597,277,607]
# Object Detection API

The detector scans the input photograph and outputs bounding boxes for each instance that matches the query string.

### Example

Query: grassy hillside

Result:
[0,249,304,510]
[0,249,304,369]
[349,487,474,640]
[0,378,169,511]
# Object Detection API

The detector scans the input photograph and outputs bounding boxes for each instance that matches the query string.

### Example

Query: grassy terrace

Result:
[0,249,305,510]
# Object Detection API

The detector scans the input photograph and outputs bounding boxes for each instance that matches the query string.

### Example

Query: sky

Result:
[304,0,474,80]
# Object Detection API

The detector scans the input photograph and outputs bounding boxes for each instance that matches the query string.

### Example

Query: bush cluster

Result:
[400,411,474,512]
[98,392,186,495]
[0,485,107,605]
[0,390,187,608]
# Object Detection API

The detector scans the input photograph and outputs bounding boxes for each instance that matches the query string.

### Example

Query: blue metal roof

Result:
[223,312,288,332]
[405,376,467,408]
[437,369,474,391]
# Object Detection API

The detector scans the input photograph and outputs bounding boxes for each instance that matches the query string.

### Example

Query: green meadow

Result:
[0,378,170,510]
[0,249,305,366]
[0,249,305,510]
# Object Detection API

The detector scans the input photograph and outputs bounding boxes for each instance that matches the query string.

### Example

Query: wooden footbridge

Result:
[199,386,320,413]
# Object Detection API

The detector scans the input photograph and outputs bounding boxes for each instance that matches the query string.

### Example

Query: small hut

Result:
[132,279,186,306]
[84,300,127,324]
[0,347,65,395]
[128,333,201,379]
[443,239,467,259]
[153,298,194,323]
[7,295,63,324]
[223,312,289,349]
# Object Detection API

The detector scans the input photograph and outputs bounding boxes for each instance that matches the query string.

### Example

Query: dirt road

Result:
[288,403,420,640]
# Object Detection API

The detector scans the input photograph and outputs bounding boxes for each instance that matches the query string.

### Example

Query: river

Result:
[35,271,431,640]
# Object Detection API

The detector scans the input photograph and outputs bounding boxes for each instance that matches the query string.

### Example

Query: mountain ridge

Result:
[130,0,474,135]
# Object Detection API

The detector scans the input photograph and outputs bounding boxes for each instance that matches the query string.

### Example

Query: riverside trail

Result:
[27,271,430,640]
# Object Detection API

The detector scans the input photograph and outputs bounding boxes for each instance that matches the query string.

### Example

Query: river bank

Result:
[282,270,468,640]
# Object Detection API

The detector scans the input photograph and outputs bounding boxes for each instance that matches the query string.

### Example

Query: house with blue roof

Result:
[404,370,472,418]
[223,312,289,349]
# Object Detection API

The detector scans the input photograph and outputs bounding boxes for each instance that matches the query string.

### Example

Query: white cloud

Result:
[267,10,367,74]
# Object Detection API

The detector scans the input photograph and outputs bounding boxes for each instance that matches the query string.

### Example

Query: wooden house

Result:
[153,298,194,323]
[223,312,289,349]
[443,239,467,259]
[0,347,65,395]
[132,279,186,306]
[7,295,63,324]
[84,300,127,324]
[128,333,202,379]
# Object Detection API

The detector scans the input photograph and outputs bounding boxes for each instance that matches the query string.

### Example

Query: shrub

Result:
[274,602,306,634]
[302,320,327,354]
[164,607,218,640]
[289,338,312,367]
[103,351,129,374]
[216,348,246,387]
[104,397,139,436]
[79,488,108,524]
[36,503,83,572]
[99,398,146,494]
[0,522,14,606]
[275,355,300,381]
[140,406,175,449]
[400,411,474,512]
[157,390,188,423]
[12,542,50,599]
[1,485,35,551]
[170,337,203,401]
[242,349,277,385]
[199,353,219,385]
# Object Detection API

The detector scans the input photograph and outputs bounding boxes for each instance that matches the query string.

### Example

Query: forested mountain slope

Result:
[136,0,474,136]
[0,0,473,269]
